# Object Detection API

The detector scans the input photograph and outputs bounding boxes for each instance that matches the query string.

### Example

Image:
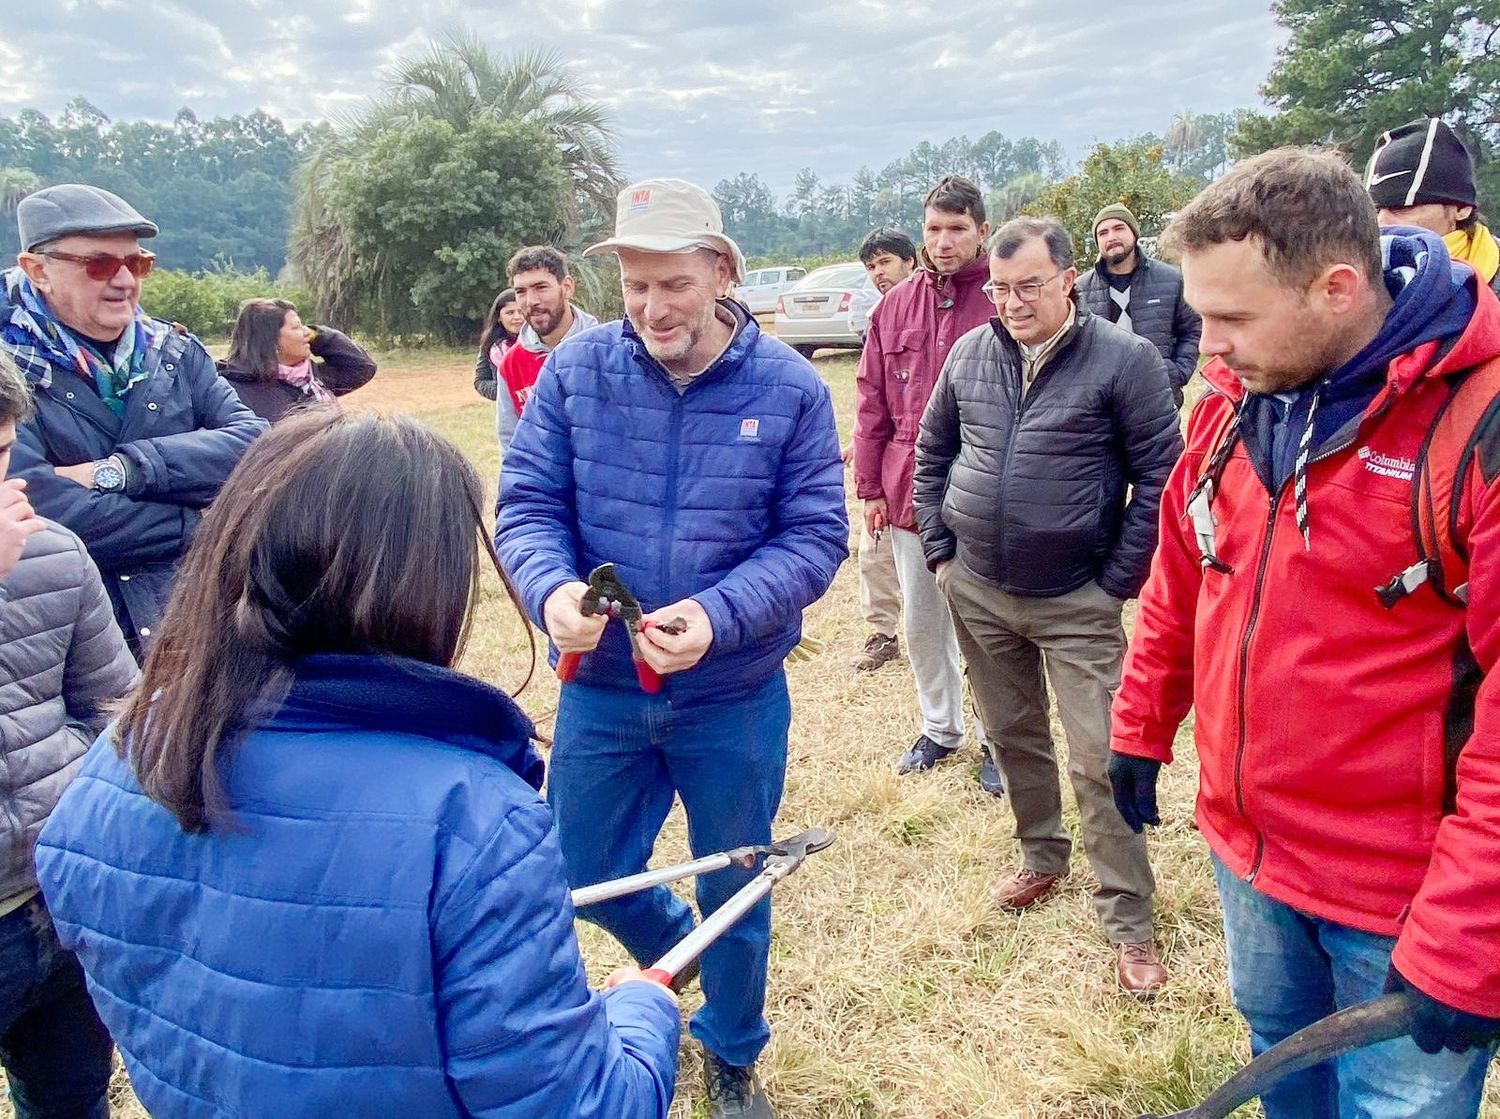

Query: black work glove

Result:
[1108,753,1161,833]
[1385,965,1500,1054]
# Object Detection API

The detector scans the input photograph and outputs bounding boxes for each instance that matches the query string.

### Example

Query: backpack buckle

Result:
[1376,560,1432,609]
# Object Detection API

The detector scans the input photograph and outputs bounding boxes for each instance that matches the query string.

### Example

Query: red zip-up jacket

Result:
[1112,280,1500,1017]
[854,253,992,530]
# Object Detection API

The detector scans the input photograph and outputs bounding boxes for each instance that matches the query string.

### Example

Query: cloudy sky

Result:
[1,1,1285,197]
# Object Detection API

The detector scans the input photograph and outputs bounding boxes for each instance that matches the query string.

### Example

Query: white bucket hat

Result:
[584,178,746,283]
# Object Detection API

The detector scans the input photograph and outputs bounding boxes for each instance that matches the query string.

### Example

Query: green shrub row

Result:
[140,267,313,342]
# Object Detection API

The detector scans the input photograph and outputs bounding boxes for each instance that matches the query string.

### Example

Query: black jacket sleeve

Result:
[1169,287,1202,392]
[1098,343,1185,599]
[309,327,378,397]
[475,343,499,401]
[913,360,960,569]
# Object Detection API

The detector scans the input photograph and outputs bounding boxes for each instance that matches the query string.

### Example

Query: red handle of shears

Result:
[641,967,672,986]
[556,651,583,682]
[633,621,664,694]
[634,658,663,694]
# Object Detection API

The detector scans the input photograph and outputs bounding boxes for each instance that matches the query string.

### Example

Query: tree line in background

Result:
[0,1,1494,344]
[718,111,1244,267]
[0,100,326,274]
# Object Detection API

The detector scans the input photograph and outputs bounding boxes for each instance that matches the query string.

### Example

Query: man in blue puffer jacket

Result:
[496,178,848,1119]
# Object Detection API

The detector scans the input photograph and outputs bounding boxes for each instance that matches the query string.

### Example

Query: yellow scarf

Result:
[1445,223,1500,283]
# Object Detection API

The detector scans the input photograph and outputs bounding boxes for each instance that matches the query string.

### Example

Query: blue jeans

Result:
[0,898,112,1119]
[1212,854,1493,1119]
[550,673,791,1068]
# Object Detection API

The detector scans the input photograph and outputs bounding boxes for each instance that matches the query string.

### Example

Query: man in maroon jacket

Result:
[854,175,997,783]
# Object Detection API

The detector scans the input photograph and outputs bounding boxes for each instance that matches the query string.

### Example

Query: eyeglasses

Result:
[39,250,156,281]
[982,270,1066,304]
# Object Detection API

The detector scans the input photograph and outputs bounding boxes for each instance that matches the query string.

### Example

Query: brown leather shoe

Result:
[992,867,1066,910]
[1116,940,1169,997]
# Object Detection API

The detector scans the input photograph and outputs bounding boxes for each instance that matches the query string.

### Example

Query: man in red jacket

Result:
[1110,148,1500,1116]
[854,175,998,785]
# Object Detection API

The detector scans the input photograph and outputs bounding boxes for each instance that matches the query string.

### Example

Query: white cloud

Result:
[0,0,1285,195]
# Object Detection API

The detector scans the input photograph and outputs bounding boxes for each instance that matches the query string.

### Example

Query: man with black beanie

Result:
[1366,117,1499,294]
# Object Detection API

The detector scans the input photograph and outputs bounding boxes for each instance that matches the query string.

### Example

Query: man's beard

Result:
[529,303,566,338]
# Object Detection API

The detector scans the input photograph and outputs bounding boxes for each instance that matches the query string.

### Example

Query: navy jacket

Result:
[496,310,848,704]
[0,292,265,650]
[35,654,680,1118]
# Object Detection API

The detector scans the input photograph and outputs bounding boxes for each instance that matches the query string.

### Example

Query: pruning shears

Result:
[555,562,680,693]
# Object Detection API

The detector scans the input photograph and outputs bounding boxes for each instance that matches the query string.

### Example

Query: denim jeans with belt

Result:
[1212,854,1494,1118]
[549,672,791,1069]
[0,897,112,1119]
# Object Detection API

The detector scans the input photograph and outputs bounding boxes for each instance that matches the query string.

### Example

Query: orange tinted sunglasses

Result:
[40,249,156,281]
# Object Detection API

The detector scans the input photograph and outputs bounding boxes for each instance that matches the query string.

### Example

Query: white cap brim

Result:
[584,232,745,284]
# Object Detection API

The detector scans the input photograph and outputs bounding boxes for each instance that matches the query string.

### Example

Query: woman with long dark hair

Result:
[220,298,377,423]
[34,410,681,1118]
[475,287,524,400]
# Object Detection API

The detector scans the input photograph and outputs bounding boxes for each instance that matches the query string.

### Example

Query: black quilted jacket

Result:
[1076,254,1201,399]
[913,309,1183,599]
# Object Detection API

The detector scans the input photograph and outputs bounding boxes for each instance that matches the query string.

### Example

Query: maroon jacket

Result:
[854,253,993,529]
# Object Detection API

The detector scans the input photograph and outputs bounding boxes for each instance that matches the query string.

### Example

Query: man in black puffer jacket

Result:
[914,216,1182,996]
[1075,203,1201,404]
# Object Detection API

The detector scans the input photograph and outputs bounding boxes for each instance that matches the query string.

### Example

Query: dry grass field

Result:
[8,347,1498,1118]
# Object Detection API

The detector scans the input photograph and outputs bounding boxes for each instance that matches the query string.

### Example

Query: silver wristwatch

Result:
[92,456,127,493]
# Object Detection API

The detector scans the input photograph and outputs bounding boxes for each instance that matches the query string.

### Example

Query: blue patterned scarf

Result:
[1,268,157,417]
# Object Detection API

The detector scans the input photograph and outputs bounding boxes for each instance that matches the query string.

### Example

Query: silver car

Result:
[735,265,806,315]
[773,263,879,358]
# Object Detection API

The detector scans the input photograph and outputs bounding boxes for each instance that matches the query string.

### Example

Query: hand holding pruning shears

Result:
[543,581,608,654]
[638,598,713,675]
[553,564,710,690]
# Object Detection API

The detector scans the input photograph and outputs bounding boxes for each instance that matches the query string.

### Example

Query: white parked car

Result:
[735,266,806,315]
[773,262,880,358]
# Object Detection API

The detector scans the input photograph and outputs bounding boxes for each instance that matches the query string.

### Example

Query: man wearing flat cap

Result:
[1366,117,1500,296]
[496,178,847,1118]
[0,185,265,654]
[1075,202,1201,405]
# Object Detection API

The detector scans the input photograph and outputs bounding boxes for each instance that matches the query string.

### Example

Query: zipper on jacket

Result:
[993,367,1027,587]
[658,393,685,608]
[1231,396,1396,881]
[1234,490,1281,883]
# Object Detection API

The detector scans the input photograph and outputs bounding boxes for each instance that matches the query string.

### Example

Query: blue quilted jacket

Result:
[496,309,848,704]
[34,654,680,1118]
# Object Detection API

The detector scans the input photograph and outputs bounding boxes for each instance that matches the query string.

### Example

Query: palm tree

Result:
[0,168,41,218]
[1166,112,1206,174]
[367,33,621,218]
[289,34,623,327]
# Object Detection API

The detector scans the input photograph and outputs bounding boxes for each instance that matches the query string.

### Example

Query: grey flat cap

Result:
[17,184,158,253]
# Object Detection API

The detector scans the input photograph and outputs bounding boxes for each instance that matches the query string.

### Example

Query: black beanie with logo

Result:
[1365,118,1477,209]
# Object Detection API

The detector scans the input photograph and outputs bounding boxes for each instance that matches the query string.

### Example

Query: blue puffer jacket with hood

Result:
[496,307,848,704]
[34,654,680,1119]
